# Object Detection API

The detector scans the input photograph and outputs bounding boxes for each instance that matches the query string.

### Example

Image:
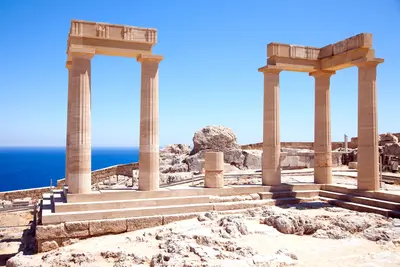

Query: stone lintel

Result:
[137,54,163,63]
[69,19,158,45]
[267,43,320,60]
[332,33,372,56]
[319,48,374,71]
[69,45,95,59]
[309,70,336,77]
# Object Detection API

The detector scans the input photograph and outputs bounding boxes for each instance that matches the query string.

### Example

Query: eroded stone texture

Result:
[126,216,163,231]
[89,218,127,236]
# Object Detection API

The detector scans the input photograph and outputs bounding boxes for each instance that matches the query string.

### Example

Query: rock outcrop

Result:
[191,125,240,155]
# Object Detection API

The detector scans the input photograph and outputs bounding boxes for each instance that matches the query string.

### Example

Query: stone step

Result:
[319,197,400,218]
[258,190,319,200]
[42,197,312,225]
[55,195,211,213]
[319,191,400,211]
[267,184,321,192]
[322,184,400,203]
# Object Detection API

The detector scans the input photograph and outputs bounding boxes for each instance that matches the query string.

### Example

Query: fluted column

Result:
[310,70,335,184]
[68,48,94,194]
[65,61,72,186]
[261,68,281,186]
[356,60,383,191]
[137,54,163,191]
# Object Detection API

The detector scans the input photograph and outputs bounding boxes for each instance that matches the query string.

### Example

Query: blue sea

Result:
[0,147,139,192]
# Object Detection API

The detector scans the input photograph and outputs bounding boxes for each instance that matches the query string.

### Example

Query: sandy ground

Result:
[4,203,400,267]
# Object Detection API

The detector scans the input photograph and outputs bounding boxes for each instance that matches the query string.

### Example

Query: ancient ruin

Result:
[65,20,163,194]
[11,20,396,258]
[259,33,383,191]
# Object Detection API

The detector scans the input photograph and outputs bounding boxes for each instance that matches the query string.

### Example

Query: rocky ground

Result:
[0,210,34,266]
[4,203,400,267]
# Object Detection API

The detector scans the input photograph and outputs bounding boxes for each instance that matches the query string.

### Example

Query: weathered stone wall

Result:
[280,151,343,169]
[57,162,139,187]
[241,142,349,150]
[0,187,51,202]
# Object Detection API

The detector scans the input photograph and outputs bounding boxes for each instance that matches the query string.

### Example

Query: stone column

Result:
[204,152,224,188]
[137,54,163,191]
[356,60,383,191]
[68,48,94,194]
[261,69,281,186]
[65,61,72,186]
[310,70,335,184]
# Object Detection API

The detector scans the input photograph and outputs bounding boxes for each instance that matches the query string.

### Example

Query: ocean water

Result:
[0,147,139,192]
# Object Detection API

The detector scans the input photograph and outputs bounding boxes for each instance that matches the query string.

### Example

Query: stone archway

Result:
[65,20,163,194]
[259,33,384,191]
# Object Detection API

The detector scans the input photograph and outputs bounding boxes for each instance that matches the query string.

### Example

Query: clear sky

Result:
[0,0,399,147]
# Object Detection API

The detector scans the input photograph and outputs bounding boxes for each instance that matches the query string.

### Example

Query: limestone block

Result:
[163,213,199,225]
[89,218,127,236]
[36,224,67,240]
[349,162,358,169]
[205,152,224,171]
[267,43,290,58]
[126,215,162,231]
[39,240,59,252]
[347,33,372,50]
[319,44,333,59]
[289,45,320,60]
[333,39,348,55]
[64,221,89,238]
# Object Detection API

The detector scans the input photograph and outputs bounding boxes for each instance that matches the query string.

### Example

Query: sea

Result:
[0,147,139,192]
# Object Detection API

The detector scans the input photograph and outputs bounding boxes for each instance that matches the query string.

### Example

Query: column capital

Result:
[353,58,384,68]
[69,46,95,59]
[137,54,163,63]
[258,65,282,74]
[309,70,336,77]
[65,61,72,69]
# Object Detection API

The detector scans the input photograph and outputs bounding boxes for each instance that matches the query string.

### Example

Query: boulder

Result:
[380,133,398,146]
[185,151,205,172]
[224,149,245,168]
[243,150,262,170]
[191,125,239,155]
[384,143,400,157]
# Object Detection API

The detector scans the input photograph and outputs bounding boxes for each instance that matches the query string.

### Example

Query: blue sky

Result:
[0,0,399,147]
